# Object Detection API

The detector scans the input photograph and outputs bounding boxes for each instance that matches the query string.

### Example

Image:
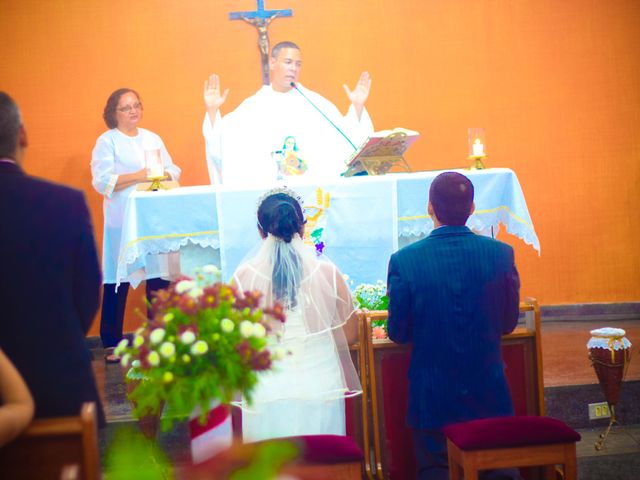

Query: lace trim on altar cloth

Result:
[397,205,541,254]
[121,234,220,266]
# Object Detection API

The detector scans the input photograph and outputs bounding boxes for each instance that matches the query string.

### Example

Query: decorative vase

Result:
[587,327,632,450]
[587,327,632,407]
[189,400,233,464]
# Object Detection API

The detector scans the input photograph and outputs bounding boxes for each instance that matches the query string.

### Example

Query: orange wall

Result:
[1,1,639,336]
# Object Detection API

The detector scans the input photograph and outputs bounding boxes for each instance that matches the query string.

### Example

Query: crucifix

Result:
[229,0,293,85]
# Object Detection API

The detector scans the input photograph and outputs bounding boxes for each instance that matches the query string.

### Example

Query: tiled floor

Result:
[94,317,640,479]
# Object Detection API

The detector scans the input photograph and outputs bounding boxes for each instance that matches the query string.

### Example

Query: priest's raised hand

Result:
[343,71,372,119]
[203,73,230,126]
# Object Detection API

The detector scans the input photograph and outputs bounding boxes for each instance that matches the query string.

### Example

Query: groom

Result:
[386,171,521,480]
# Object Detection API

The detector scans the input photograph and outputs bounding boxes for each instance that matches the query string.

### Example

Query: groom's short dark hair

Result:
[429,172,474,226]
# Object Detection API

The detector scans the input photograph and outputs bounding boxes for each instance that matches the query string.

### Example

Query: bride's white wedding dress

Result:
[241,306,346,442]
[233,234,361,443]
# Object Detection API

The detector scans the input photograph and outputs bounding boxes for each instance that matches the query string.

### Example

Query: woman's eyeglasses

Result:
[117,103,143,113]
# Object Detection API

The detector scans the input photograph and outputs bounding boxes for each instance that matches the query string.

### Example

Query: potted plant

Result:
[352,280,389,339]
[114,265,286,460]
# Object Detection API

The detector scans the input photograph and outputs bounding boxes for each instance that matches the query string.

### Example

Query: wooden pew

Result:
[359,298,544,479]
[0,402,99,480]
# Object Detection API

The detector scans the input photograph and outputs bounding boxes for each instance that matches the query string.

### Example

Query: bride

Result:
[232,187,362,442]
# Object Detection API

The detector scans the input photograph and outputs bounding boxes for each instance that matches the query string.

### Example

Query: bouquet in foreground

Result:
[115,265,286,429]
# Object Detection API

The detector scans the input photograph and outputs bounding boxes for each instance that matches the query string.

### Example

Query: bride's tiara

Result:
[256,186,304,210]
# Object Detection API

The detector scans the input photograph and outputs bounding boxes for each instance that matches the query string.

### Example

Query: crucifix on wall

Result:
[229,1,293,85]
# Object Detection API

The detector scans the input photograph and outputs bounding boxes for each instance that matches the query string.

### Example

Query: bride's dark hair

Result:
[257,192,306,307]
[257,193,305,242]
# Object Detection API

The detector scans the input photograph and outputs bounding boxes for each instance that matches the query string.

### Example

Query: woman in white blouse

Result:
[91,88,181,363]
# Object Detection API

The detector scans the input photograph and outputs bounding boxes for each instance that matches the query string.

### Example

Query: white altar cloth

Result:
[116,168,539,289]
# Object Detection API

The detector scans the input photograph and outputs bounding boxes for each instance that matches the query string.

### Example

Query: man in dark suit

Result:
[0,91,105,426]
[387,171,520,480]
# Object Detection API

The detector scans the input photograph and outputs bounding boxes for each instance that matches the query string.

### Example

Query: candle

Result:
[472,139,485,157]
[145,149,164,178]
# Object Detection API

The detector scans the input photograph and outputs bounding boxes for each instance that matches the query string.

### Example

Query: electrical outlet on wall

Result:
[588,402,611,420]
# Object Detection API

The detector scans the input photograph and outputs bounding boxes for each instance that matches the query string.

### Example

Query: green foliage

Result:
[115,266,285,430]
[104,427,173,480]
[230,440,299,480]
[353,280,389,311]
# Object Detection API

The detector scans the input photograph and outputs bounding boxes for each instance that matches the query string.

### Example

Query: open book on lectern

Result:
[343,127,420,177]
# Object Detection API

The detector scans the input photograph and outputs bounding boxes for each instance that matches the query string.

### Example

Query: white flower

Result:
[271,347,287,360]
[253,323,266,338]
[190,340,209,356]
[120,353,131,367]
[133,335,144,348]
[180,330,196,345]
[131,360,141,369]
[150,328,166,345]
[187,287,204,299]
[114,338,128,356]
[220,318,234,333]
[239,320,254,338]
[159,342,176,358]
[175,280,196,294]
[147,351,160,366]
[202,264,220,276]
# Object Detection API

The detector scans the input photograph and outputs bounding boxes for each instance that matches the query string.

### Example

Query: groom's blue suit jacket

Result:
[387,225,520,430]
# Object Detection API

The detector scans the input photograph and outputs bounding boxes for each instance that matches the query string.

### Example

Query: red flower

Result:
[264,302,286,323]
[234,289,263,310]
[251,350,272,371]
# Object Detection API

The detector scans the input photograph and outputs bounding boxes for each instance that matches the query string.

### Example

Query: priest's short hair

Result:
[271,41,300,58]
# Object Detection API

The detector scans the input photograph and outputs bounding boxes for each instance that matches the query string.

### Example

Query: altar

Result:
[115,168,540,288]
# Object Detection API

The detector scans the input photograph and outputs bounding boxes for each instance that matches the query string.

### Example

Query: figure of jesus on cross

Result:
[230,0,293,85]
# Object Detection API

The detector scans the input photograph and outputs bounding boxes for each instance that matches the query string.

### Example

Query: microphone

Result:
[290,82,357,151]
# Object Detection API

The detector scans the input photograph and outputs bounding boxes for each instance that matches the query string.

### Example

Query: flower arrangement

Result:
[352,280,389,311]
[114,265,286,428]
[351,280,389,339]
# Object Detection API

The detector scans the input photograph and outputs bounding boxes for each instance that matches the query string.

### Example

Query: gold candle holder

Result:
[146,175,168,191]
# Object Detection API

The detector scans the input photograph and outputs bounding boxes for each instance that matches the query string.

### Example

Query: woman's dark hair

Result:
[257,192,306,307]
[257,192,305,243]
[102,88,140,129]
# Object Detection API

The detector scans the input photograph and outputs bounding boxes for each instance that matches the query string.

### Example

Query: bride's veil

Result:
[232,193,362,403]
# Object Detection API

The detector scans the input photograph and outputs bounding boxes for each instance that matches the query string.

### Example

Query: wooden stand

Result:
[344,131,417,177]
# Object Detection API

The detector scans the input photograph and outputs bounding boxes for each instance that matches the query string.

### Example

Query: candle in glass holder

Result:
[145,149,164,178]
[468,128,487,158]
[472,138,485,157]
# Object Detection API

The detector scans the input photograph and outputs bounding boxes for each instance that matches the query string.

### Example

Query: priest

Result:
[202,41,374,186]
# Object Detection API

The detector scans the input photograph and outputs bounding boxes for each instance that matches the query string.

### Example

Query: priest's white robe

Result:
[202,84,374,186]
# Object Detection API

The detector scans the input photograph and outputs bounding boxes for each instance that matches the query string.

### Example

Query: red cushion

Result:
[443,416,581,450]
[292,434,363,464]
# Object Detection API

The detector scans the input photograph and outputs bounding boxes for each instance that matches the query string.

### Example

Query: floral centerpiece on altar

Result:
[352,279,389,340]
[114,265,286,430]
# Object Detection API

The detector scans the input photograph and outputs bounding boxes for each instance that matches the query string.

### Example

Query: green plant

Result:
[352,280,389,311]
[115,265,286,429]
